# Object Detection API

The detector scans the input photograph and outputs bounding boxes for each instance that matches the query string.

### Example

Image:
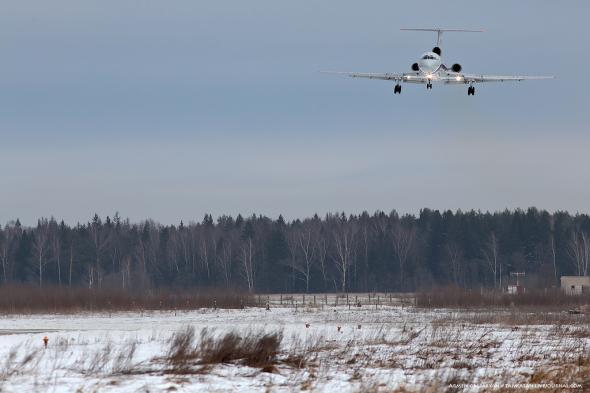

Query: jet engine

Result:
[432,47,441,56]
[451,63,462,73]
[411,63,419,71]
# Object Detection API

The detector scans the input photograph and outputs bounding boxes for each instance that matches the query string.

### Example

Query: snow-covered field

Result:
[0,301,588,392]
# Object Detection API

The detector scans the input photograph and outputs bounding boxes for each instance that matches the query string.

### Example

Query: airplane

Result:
[321,28,553,96]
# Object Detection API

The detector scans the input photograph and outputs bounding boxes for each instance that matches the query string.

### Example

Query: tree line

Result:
[0,208,589,293]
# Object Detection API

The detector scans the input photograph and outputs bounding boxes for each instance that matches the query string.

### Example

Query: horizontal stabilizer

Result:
[400,28,484,33]
[401,28,484,47]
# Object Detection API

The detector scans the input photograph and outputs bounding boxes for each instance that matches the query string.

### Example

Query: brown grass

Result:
[163,327,284,374]
[198,329,283,368]
[416,286,590,309]
[0,285,253,314]
[167,326,198,367]
[435,310,590,326]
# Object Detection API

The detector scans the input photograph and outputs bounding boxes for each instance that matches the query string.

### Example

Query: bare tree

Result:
[240,237,255,293]
[548,216,558,285]
[0,221,22,284]
[0,230,7,284]
[295,225,317,293]
[482,232,499,289]
[391,222,416,290]
[121,255,132,290]
[89,216,111,288]
[49,220,62,286]
[568,229,590,276]
[217,235,234,288]
[580,232,589,276]
[445,242,463,287]
[68,243,74,287]
[135,221,160,290]
[32,218,50,287]
[315,233,329,291]
[166,228,181,275]
[360,220,371,291]
[109,235,121,278]
[331,216,357,293]
[285,228,299,291]
[198,227,212,280]
[179,225,198,277]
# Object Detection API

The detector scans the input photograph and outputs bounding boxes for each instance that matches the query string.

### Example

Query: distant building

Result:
[560,276,590,295]
[506,272,526,295]
[507,284,525,295]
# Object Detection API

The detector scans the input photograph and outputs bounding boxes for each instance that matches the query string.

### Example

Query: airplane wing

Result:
[458,74,554,83]
[320,71,426,83]
[321,71,554,84]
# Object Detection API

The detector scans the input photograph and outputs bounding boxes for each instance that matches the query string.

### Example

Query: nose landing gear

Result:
[467,85,475,96]
[393,84,401,94]
[426,82,433,90]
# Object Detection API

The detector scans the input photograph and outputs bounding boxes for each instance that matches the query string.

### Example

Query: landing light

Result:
[426,74,433,80]
[455,76,463,81]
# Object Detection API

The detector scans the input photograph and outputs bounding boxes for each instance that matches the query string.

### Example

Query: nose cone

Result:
[418,52,441,74]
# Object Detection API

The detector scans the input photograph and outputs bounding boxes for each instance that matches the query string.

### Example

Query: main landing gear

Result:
[393,84,401,94]
[426,82,433,90]
[467,85,475,96]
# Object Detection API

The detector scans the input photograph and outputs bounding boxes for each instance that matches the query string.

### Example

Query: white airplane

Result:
[322,28,553,96]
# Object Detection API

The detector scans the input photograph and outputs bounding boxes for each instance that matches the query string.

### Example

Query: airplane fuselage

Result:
[418,51,442,75]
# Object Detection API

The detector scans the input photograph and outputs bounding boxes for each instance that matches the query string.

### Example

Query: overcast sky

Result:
[0,1,588,225]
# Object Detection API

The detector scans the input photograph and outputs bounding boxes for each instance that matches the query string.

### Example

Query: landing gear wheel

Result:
[394,84,401,94]
[426,82,432,90]
[467,86,475,96]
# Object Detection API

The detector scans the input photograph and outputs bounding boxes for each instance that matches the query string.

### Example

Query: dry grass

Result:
[165,326,200,374]
[417,287,590,309]
[198,328,283,368]
[0,285,253,314]
[1,346,40,381]
[86,342,114,374]
[163,326,284,373]
[477,356,590,393]
[434,310,590,326]
[112,340,138,375]
[167,326,198,367]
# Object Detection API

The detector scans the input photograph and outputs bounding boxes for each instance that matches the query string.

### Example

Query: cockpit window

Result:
[422,55,436,60]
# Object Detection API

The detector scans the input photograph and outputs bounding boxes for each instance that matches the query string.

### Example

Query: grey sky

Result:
[0,1,588,225]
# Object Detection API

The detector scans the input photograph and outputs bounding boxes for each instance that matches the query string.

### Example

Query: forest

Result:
[0,208,589,293]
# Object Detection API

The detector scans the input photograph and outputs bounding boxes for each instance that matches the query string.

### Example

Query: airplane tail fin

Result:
[400,28,484,49]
